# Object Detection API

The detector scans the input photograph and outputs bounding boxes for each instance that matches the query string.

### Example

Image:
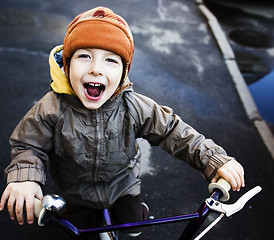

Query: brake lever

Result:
[206,186,262,217]
[194,186,262,240]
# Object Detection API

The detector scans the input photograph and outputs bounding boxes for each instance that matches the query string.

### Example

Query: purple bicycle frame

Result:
[48,189,223,239]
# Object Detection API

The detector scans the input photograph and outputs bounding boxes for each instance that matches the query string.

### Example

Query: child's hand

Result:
[0,181,43,225]
[211,159,245,192]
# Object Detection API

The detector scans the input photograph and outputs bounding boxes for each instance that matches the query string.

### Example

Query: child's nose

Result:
[89,60,103,76]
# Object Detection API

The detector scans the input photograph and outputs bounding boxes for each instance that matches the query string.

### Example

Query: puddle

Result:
[229,29,273,48]
[248,71,274,125]
[233,51,274,125]
[204,1,274,127]
[233,51,270,85]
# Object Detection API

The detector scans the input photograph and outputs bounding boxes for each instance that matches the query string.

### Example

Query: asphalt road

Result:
[0,0,273,239]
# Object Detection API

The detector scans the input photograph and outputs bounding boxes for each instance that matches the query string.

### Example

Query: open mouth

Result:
[84,83,105,99]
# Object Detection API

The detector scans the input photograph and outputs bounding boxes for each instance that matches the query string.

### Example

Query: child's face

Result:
[69,48,123,109]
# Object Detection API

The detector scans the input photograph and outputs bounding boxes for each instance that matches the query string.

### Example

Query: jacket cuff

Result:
[6,168,46,185]
[203,154,233,181]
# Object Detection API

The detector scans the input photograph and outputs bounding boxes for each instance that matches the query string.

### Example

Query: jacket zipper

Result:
[93,109,108,207]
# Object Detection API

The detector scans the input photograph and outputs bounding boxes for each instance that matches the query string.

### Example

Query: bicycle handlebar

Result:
[34,198,45,226]
[34,198,43,219]
[33,178,261,240]
[208,178,231,201]
[32,178,232,226]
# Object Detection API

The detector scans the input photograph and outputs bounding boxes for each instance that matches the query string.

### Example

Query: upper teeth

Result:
[88,83,102,87]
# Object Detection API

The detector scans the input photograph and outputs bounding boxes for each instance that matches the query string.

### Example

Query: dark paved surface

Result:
[0,0,273,239]
[204,0,274,131]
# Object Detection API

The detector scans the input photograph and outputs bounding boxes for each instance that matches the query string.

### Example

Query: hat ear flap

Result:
[64,57,71,79]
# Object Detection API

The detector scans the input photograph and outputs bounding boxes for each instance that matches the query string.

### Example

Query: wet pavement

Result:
[204,0,274,130]
[0,0,274,239]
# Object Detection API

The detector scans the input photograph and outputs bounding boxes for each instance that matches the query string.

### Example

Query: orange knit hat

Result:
[63,7,134,83]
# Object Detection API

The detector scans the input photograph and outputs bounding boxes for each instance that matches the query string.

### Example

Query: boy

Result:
[0,6,244,235]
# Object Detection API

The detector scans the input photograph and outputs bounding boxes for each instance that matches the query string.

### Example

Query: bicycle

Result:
[33,178,261,240]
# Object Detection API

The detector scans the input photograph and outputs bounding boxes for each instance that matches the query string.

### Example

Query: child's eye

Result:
[78,54,91,59]
[106,58,118,64]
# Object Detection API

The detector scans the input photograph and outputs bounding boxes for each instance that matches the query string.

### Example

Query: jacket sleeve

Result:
[129,92,230,181]
[5,92,59,185]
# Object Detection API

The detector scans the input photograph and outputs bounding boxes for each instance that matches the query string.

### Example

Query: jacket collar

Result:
[49,45,76,96]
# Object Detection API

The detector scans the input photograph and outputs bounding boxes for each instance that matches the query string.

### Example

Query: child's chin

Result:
[83,100,105,110]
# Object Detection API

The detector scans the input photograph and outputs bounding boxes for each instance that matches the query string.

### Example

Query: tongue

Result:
[86,86,101,97]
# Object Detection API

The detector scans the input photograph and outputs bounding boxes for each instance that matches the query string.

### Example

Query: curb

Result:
[196,0,274,160]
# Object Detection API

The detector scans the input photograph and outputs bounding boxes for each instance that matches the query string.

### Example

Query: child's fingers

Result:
[218,167,238,191]
[35,186,43,201]
[229,160,245,190]
[241,171,245,187]
[235,161,245,187]
[25,196,34,224]
[215,161,244,191]
[0,188,10,211]
[1,182,43,225]
[15,195,25,225]
[7,194,16,220]
[232,169,242,191]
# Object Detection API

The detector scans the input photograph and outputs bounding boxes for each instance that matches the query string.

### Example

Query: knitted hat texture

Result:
[63,7,134,81]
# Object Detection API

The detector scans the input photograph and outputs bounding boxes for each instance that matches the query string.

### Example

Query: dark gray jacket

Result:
[5,86,229,209]
[5,45,229,209]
